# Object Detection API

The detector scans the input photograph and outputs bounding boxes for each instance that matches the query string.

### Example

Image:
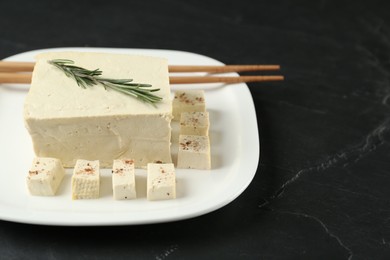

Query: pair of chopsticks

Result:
[0,61,283,84]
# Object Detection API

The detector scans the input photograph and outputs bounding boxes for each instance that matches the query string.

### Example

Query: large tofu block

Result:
[147,163,176,201]
[26,157,65,196]
[24,52,172,168]
[180,111,209,136]
[172,90,206,121]
[72,160,100,199]
[112,159,136,200]
[177,135,211,170]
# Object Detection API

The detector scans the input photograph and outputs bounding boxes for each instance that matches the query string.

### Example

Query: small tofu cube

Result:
[172,90,206,121]
[112,159,136,200]
[180,111,210,136]
[147,163,176,201]
[177,135,211,170]
[71,160,100,200]
[26,157,65,196]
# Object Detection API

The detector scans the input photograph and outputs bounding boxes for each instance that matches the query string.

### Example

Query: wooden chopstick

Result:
[0,73,284,84]
[169,75,284,84]
[0,61,284,84]
[0,61,35,72]
[168,65,280,73]
[0,61,280,73]
[0,73,31,84]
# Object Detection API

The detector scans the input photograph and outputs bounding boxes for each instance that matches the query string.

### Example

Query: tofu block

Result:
[26,157,65,196]
[147,163,176,201]
[172,90,206,121]
[180,111,209,136]
[112,159,136,200]
[72,160,100,199]
[177,135,211,170]
[24,52,172,168]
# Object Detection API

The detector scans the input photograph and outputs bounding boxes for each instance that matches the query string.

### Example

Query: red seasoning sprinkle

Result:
[114,168,125,175]
[28,170,39,176]
[82,167,95,175]
[175,92,205,106]
[180,137,203,152]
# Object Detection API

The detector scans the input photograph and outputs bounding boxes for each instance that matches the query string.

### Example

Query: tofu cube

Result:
[71,160,100,199]
[172,90,206,121]
[112,159,136,200]
[177,135,211,170]
[26,157,65,196]
[180,111,210,136]
[147,163,176,201]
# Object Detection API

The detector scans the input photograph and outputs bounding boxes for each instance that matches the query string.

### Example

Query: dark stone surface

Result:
[1,0,390,259]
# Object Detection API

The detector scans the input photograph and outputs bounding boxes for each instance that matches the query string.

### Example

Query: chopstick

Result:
[0,61,284,84]
[0,73,31,84]
[0,61,280,73]
[0,61,35,72]
[168,65,280,73]
[170,75,284,84]
[0,73,284,84]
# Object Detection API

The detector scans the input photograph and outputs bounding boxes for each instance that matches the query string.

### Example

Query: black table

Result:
[1,0,390,259]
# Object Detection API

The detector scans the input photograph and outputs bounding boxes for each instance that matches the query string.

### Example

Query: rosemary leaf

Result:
[48,59,162,105]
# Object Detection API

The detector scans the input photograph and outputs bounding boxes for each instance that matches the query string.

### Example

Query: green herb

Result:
[48,59,162,105]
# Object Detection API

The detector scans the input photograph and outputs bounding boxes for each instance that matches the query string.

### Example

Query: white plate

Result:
[0,47,259,226]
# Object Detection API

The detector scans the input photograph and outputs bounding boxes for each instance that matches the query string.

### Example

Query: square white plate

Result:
[0,47,259,226]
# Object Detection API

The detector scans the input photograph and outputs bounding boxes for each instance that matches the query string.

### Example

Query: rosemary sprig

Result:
[48,59,162,105]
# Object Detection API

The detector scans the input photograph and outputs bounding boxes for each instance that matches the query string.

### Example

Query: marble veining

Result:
[260,117,390,206]
[277,210,353,260]
[155,244,179,260]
